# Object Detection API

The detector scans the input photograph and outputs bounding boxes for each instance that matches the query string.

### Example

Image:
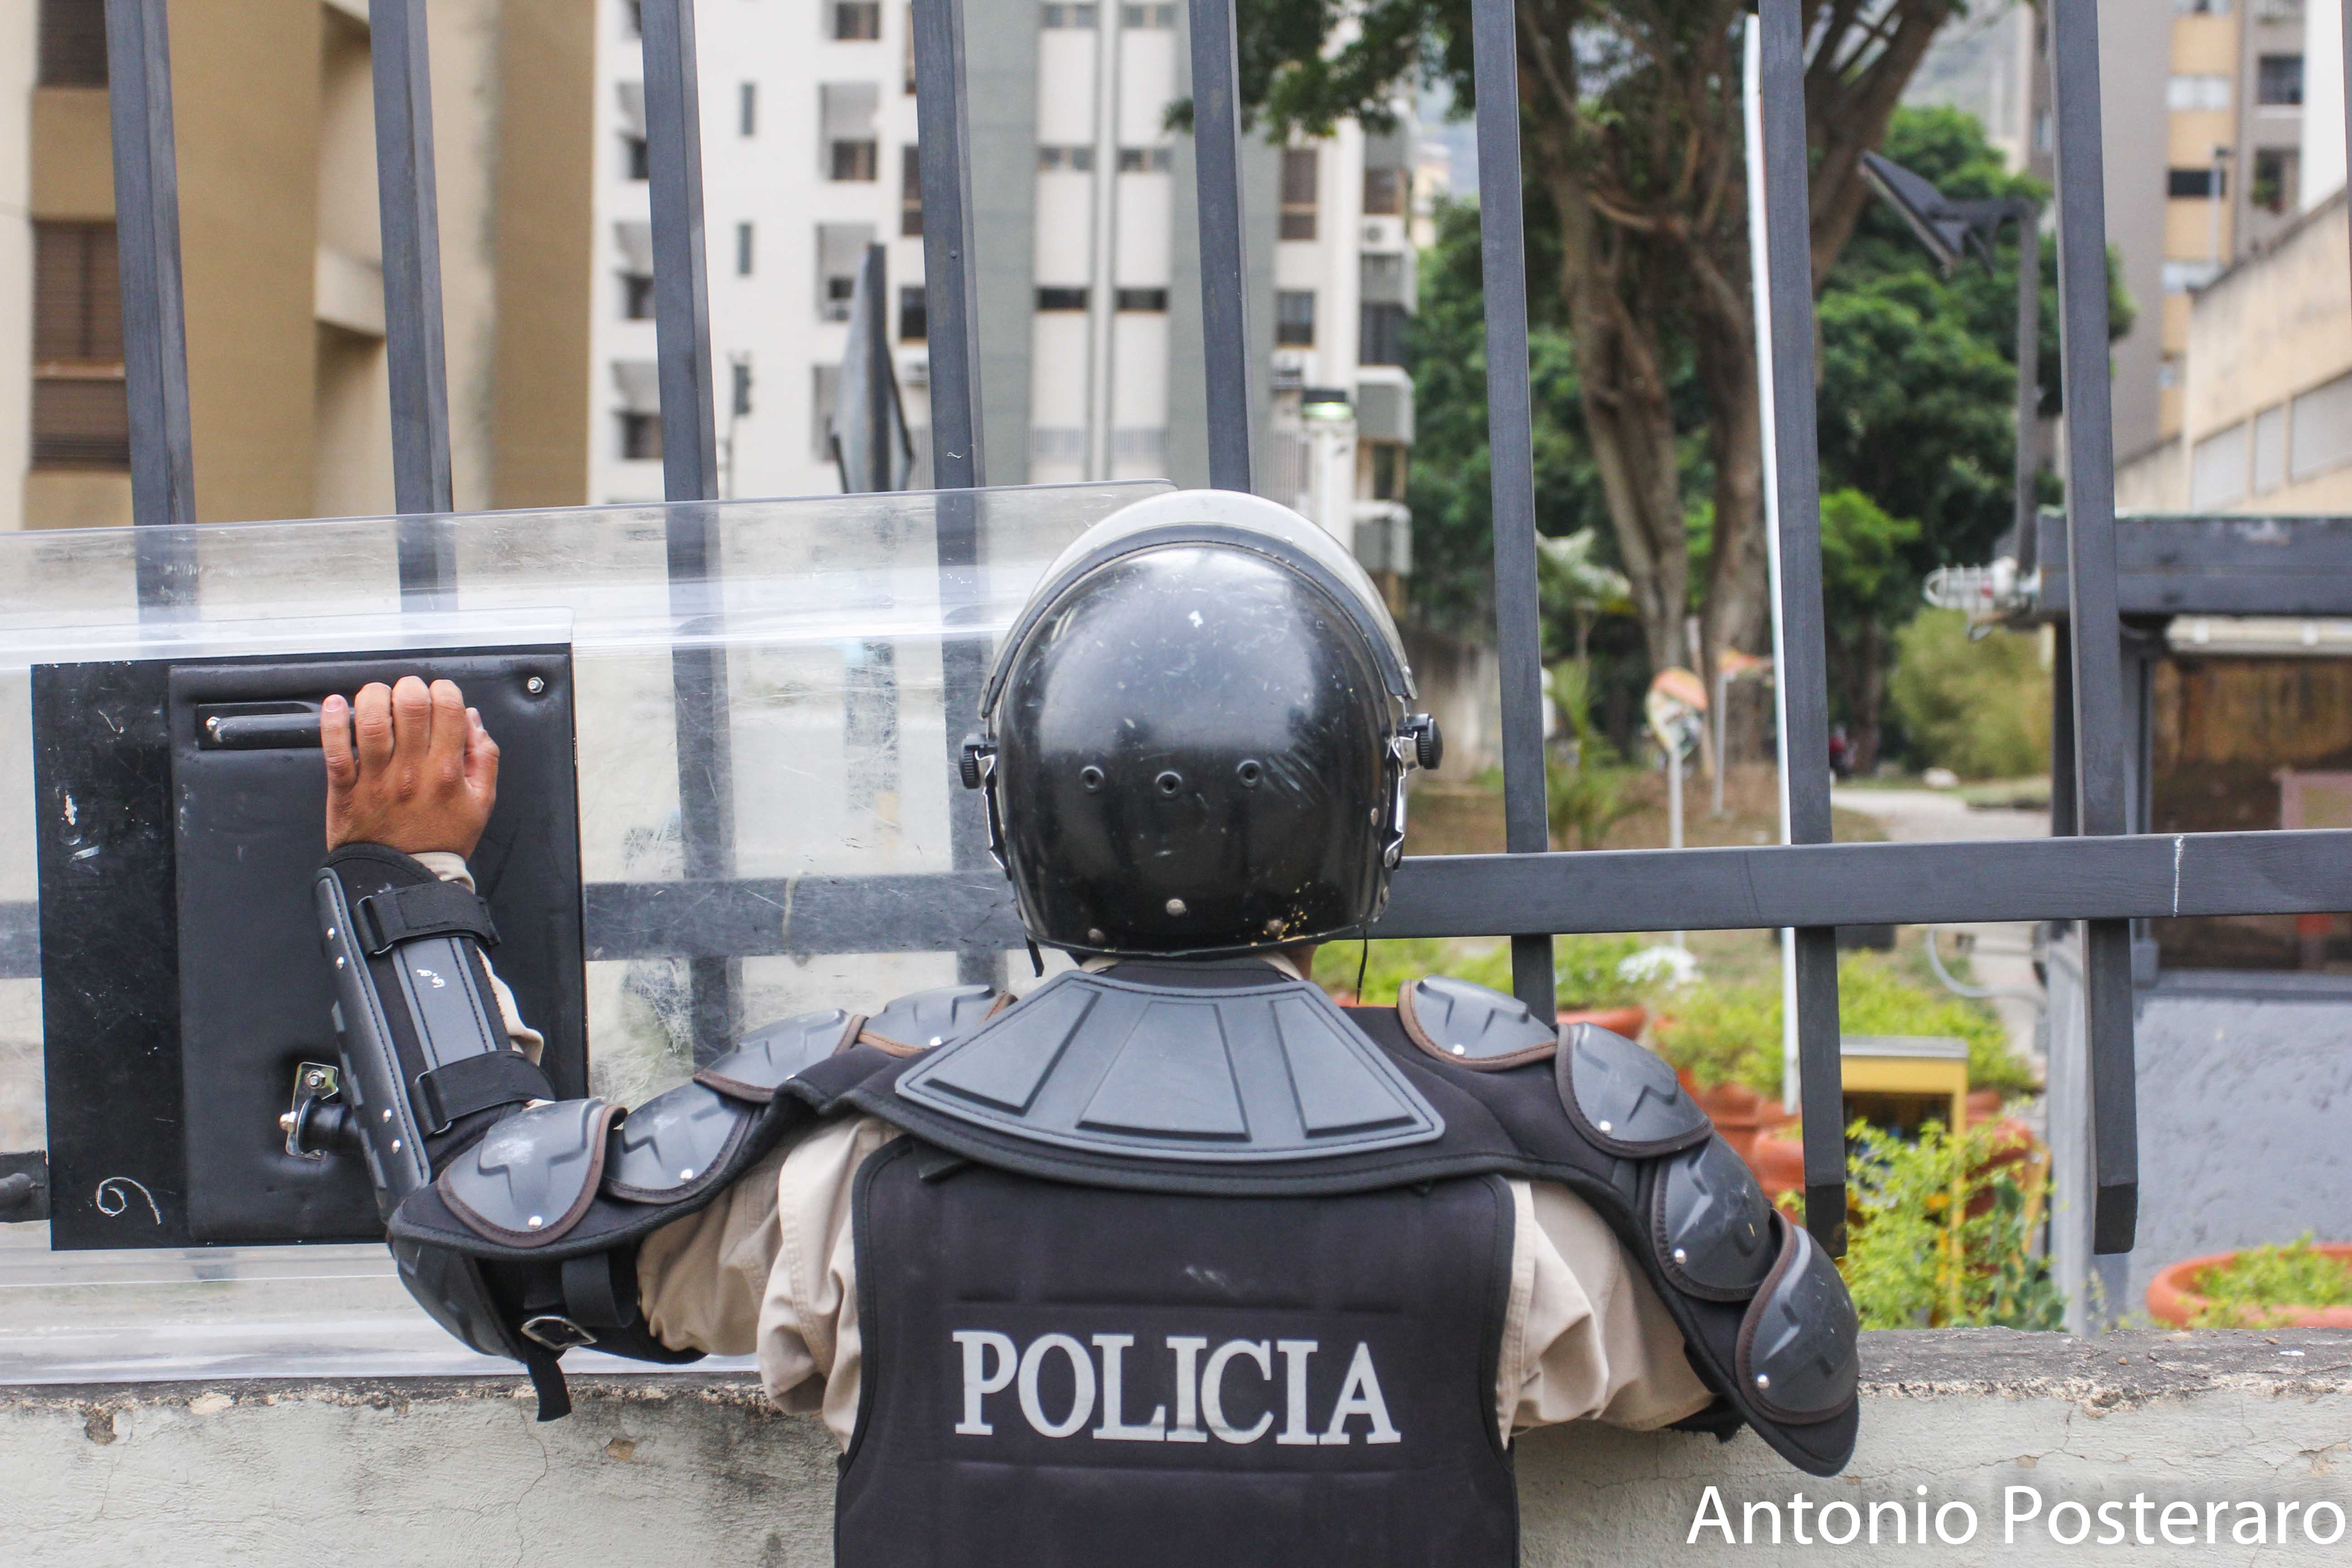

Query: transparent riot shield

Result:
[0,480,1167,1381]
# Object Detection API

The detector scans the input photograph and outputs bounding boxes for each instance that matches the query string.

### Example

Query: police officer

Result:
[313,490,1858,1565]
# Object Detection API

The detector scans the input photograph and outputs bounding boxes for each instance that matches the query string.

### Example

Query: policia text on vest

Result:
[953,1331,1403,1446]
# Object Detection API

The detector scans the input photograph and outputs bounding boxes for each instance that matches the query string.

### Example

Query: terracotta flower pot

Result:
[1750,1123,1805,1204]
[1671,1068,1793,1166]
[2146,1245,2352,1329]
[1559,1004,1647,1039]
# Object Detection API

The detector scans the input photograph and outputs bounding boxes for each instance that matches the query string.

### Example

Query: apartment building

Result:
[2111,0,2352,516]
[585,0,1416,571]
[1,0,597,531]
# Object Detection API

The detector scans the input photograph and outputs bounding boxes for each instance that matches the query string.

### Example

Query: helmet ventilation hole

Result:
[1236,759,1263,787]
[1154,770,1183,796]
[1079,765,1105,791]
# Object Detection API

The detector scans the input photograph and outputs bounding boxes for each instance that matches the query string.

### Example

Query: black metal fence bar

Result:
[102,0,198,613]
[2048,0,2138,1254]
[911,0,1002,985]
[14,822,2348,979]
[1466,0,1558,1024]
[1756,0,1847,1252]
[367,0,458,603]
[367,0,459,604]
[641,0,741,1061]
[912,0,985,491]
[1184,0,1254,491]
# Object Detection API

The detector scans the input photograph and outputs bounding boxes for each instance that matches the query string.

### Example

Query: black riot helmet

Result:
[960,490,1441,958]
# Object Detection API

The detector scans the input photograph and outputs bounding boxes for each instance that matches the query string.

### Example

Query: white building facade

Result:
[585,0,1415,575]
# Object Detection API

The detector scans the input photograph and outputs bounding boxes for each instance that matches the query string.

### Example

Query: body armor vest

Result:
[375,954,1861,1564]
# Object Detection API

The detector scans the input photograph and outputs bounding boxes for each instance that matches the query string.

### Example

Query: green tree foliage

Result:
[1886,609,2051,779]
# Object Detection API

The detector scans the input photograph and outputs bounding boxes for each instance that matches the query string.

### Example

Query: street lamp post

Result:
[1859,152,2043,567]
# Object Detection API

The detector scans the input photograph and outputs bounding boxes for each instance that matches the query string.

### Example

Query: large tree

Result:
[1233,0,1967,684]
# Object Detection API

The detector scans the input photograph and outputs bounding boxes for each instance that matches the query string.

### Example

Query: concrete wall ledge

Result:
[9,1328,2352,1564]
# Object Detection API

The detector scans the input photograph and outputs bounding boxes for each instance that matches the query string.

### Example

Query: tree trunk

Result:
[1548,172,1689,673]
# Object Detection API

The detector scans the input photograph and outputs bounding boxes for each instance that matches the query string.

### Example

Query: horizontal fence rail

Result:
[6,828,2352,978]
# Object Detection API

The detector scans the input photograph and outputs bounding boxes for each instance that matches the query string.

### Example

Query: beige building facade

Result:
[2115,187,2352,514]
[2,0,596,532]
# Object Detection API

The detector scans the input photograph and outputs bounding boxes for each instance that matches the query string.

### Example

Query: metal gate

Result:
[81,0,2352,1263]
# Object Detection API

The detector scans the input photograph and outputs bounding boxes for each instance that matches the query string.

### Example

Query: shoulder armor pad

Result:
[1736,1219,1860,1425]
[438,1098,617,1248]
[1653,1137,1777,1301]
[860,984,1006,1055]
[1396,975,1557,1067]
[604,1079,754,1204]
[1557,1023,1710,1157]
[696,1008,860,1102]
[894,968,1442,1161]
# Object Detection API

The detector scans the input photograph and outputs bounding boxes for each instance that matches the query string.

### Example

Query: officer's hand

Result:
[322,676,500,857]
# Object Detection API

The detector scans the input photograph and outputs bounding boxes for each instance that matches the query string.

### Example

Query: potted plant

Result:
[2146,1236,2352,1328]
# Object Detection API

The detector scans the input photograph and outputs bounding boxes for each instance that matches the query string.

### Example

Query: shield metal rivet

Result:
[527,1215,544,1230]
[1754,1373,1770,1391]
[679,1168,695,1181]
[1166,898,1187,916]
[390,1139,402,1153]
[1597,1119,1613,1135]
[1451,1045,1465,1056]
[1672,1247,1689,1265]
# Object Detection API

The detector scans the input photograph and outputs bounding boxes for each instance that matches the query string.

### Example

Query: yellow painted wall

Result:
[489,0,596,509]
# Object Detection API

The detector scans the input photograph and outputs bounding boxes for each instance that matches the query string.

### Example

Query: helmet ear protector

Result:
[957,492,1442,952]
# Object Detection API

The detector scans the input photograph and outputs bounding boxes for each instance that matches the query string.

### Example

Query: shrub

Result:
[1652,951,2036,1098]
[1313,933,1657,1010]
[2187,1235,2352,1328]
[1806,1118,2064,1330]
[1886,609,2051,780]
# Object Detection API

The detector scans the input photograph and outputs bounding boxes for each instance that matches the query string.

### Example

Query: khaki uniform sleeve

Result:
[1493,1178,1716,1442]
[413,850,544,1063]
[635,1112,902,1448]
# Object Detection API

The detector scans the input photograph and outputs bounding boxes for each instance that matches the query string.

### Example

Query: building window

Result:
[1362,167,1407,217]
[620,412,663,462]
[1275,289,1316,346]
[31,221,127,469]
[621,272,655,318]
[730,357,755,418]
[2172,0,2230,11]
[1279,148,1318,240]
[624,1,642,39]
[823,83,880,181]
[899,285,927,342]
[1036,287,1090,311]
[832,139,880,180]
[818,224,874,320]
[38,0,108,86]
[1040,4,1098,25]
[2166,74,2232,112]
[2253,147,2298,214]
[2167,166,2224,198]
[1369,441,1408,501]
[1114,287,1168,311]
[624,135,650,180]
[1119,4,1176,25]
[1038,146,1097,172]
[739,82,758,136]
[2257,54,2304,108]
[1118,147,1172,172]
[735,222,755,277]
[904,7,918,92]
[902,146,925,236]
[835,1,882,39]
[2161,259,2221,293]
[1360,302,1408,366]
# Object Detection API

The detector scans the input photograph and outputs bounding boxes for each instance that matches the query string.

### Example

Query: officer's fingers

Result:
[464,709,501,806]
[320,695,357,789]
[425,680,468,783]
[353,683,395,771]
[389,677,432,777]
